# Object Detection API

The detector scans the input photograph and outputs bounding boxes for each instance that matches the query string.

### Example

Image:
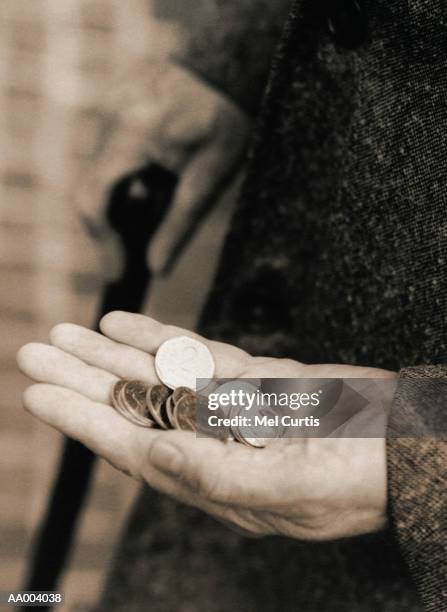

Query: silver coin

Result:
[209,381,271,448]
[211,381,260,418]
[155,336,215,391]
[242,437,267,448]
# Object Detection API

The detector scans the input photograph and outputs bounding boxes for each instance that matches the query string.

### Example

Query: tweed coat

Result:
[97,1,446,610]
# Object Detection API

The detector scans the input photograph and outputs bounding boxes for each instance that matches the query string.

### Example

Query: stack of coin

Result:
[111,379,199,433]
[110,336,269,448]
[111,380,154,428]
[211,381,269,448]
[230,417,268,449]
[110,379,270,446]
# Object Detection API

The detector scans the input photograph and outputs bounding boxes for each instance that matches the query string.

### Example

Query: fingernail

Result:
[151,441,184,476]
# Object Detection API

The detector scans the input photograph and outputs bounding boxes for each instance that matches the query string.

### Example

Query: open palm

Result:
[17,311,394,540]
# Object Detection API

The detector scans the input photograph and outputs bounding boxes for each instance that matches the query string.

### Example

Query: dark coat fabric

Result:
[97,1,446,610]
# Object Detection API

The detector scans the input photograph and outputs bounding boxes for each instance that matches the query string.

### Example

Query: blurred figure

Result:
[77,1,290,279]
[77,60,250,278]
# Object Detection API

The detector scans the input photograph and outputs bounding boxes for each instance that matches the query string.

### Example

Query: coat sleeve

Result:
[387,366,447,612]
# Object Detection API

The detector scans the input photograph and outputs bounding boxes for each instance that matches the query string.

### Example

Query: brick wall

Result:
[0,2,235,610]
[0,2,158,609]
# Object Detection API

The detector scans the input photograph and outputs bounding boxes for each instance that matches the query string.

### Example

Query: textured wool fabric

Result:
[201,0,447,370]
[97,1,446,610]
[388,367,447,612]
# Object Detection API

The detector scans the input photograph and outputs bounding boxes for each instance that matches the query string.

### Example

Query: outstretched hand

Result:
[17,312,395,540]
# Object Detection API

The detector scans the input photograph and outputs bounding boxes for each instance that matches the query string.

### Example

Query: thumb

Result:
[147,146,226,275]
[149,433,241,505]
[147,100,250,275]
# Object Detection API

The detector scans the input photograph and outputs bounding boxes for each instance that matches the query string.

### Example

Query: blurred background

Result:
[0,1,237,609]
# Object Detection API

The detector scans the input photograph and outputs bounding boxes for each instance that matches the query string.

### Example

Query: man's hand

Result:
[17,312,395,541]
[79,60,249,277]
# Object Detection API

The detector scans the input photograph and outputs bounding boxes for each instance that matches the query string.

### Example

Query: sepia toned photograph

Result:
[0,1,446,611]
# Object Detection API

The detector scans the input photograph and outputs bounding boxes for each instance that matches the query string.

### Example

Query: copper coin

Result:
[115,381,138,419]
[124,380,149,415]
[172,393,198,432]
[146,385,171,430]
[172,386,193,403]
[111,380,127,411]
[119,380,154,428]
[169,387,194,429]
[122,381,155,427]
[165,394,177,429]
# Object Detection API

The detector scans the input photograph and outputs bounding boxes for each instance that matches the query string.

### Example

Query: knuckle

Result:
[276,358,300,376]
[279,358,297,368]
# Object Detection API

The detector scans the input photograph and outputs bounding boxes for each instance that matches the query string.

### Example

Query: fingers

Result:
[100,311,251,377]
[147,145,231,275]
[50,323,157,384]
[23,384,267,533]
[147,102,249,276]
[76,61,227,250]
[17,343,117,405]
[23,384,154,478]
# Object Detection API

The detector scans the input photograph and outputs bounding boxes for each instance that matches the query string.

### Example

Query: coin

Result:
[124,380,151,419]
[111,380,127,411]
[155,336,215,391]
[146,384,171,430]
[172,392,198,432]
[111,377,268,448]
[165,394,177,429]
[239,433,267,449]
[165,387,192,428]
[172,386,193,405]
[125,381,155,427]
[112,379,136,417]
[211,380,259,418]
[209,381,270,447]
[229,408,267,448]
[158,398,172,429]
[114,380,154,428]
